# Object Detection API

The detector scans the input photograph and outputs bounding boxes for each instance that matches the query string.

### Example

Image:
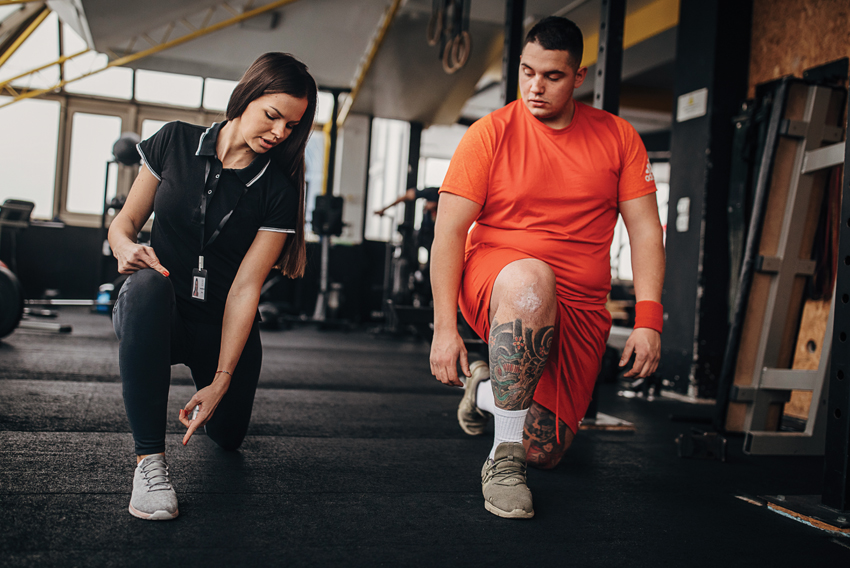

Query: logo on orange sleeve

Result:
[644,160,655,182]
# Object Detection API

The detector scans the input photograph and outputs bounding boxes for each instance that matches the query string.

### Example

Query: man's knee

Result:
[522,401,574,469]
[491,259,557,323]
[524,435,572,470]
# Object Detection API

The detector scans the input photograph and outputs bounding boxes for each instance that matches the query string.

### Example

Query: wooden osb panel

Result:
[786,391,814,422]
[786,298,831,420]
[749,0,850,98]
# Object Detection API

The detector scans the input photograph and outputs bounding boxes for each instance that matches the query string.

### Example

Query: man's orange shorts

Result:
[459,245,612,435]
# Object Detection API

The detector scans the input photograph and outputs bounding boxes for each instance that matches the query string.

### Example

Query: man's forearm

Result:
[629,232,665,303]
[430,231,466,333]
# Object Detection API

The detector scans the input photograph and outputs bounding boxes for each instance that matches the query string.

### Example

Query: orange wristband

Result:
[634,300,663,333]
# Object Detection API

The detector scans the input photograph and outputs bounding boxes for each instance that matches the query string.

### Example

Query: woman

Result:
[108,52,317,521]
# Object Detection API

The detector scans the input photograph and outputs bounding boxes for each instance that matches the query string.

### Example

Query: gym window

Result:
[65,113,123,215]
[135,70,204,108]
[364,118,411,243]
[0,98,61,220]
[203,78,238,111]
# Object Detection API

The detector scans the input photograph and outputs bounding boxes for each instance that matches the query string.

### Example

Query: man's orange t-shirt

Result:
[440,99,657,308]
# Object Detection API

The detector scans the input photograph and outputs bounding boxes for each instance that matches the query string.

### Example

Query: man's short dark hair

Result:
[525,16,584,69]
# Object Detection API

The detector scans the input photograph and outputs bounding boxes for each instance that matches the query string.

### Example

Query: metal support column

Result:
[501,0,524,105]
[325,90,341,196]
[403,123,422,230]
[360,115,375,243]
[592,0,625,115]
[824,94,850,511]
[661,0,753,397]
[313,91,341,322]
[402,122,423,267]
[584,0,626,428]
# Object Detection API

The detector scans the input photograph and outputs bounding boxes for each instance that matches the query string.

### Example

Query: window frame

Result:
[57,98,134,228]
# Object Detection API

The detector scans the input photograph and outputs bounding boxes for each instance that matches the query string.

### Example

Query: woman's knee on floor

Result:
[205,424,247,452]
[490,259,557,326]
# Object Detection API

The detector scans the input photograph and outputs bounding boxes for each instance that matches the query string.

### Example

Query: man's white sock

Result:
[476,379,527,460]
[490,407,527,460]
[476,379,496,414]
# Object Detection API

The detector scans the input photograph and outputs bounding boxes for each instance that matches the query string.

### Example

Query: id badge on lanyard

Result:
[192,256,208,301]
[191,159,248,302]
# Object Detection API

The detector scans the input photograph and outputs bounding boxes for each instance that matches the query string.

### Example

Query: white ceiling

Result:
[41,0,676,126]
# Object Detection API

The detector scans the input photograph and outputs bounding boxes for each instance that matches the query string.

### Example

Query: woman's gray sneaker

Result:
[457,360,491,435]
[481,442,534,519]
[129,453,179,520]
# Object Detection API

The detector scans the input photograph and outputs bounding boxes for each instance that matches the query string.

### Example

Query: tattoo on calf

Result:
[524,403,569,469]
[488,318,554,410]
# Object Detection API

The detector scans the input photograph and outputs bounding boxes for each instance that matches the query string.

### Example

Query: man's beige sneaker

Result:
[457,360,491,435]
[481,442,534,519]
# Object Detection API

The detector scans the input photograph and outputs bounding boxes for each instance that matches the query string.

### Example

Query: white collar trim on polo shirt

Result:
[246,161,270,187]
[195,121,270,187]
[195,123,217,156]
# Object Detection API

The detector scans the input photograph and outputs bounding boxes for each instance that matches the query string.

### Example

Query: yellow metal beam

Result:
[336,0,402,127]
[580,0,679,68]
[0,0,44,5]
[0,5,48,68]
[0,0,300,108]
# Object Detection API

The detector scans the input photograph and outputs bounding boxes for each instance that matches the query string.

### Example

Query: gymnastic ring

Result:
[426,7,442,46]
[442,36,461,74]
[451,30,472,69]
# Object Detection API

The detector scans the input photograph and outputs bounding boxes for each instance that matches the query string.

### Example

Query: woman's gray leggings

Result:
[113,268,262,455]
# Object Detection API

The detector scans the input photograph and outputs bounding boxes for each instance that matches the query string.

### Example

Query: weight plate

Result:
[0,265,24,338]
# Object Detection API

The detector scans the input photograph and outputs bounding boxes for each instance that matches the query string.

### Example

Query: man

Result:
[430,16,665,519]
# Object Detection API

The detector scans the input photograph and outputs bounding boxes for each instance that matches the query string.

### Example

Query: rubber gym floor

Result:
[1,307,848,567]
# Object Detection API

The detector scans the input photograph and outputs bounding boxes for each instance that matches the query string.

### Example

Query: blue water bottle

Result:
[96,283,114,313]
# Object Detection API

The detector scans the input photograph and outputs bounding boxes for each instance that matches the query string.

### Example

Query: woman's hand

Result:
[108,165,163,274]
[178,379,229,445]
[113,241,169,276]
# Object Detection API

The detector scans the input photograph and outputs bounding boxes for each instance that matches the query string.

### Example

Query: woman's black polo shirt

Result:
[136,121,298,324]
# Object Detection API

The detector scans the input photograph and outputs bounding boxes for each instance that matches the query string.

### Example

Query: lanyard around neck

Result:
[199,159,248,252]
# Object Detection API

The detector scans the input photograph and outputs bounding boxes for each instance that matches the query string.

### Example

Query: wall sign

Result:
[676,88,708,122]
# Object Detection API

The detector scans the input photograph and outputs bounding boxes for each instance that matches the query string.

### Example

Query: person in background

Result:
[375,186,439,250]
[376,187,441,304]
